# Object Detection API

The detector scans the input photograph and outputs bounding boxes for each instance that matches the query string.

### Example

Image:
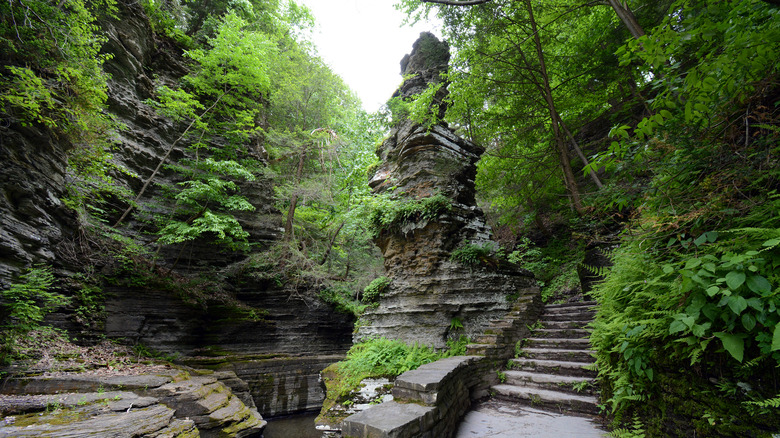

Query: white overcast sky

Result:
[297,0,442,112]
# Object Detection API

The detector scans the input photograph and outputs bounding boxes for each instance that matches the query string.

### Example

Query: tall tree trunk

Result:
[320,221,345,265]
[525,0,585,214]
[607,0,645,39]
[284,144,308,239]
[560,121,604,189]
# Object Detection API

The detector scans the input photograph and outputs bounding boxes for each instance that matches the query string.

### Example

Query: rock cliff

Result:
[355,33,539,349]
[0,1,353,420]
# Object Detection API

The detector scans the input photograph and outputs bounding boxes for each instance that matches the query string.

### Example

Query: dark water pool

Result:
[263,412,321,438]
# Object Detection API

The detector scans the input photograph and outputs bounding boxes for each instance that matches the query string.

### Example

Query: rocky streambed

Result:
[0,365,265,437]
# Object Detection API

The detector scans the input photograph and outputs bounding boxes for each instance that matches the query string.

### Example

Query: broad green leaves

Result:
[715,332,745,363]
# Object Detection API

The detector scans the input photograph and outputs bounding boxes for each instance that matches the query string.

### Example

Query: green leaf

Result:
[741,313,756,331]
[715,332,744,362]
[762,238,780,247]
[670,320,687,334]
[691,323,710,338]
[685,258,702,269]
[746,275,771,295]
[727,296,748,315]
[725,271,746,290]
[706,286,720,297]
[772,325,780,351]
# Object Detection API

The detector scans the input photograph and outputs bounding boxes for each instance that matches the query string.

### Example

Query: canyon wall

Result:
[0,2,352,418]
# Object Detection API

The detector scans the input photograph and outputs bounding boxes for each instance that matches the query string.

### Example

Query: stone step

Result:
[509,358,597,378]
[475,333,500,344]
[525,337,591,350]
[492,384,600,415]
[504,371,597,396]
[522,348,595,363]
[532,328,591,339]
[542,320,591,330]
[543,301,597,311]
[542,312,595,322]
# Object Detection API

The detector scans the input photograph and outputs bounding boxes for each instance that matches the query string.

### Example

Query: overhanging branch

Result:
[421,0,492,5]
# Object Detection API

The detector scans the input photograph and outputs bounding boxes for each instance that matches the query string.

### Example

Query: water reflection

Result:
[263,412,322,438]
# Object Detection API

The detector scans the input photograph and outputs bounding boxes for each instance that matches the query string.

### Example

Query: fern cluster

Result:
[368,193,452,237]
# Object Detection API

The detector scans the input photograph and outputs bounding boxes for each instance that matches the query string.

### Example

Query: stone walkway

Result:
[456,399,607,437]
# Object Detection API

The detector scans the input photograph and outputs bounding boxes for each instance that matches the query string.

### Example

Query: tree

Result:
[412,0,646,38]
[117,11,275,252]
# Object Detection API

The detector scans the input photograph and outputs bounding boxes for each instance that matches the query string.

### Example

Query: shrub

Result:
[450,241,496,266]
[362,276,390,303]
[1,266,69,333]
[368,193,451,237]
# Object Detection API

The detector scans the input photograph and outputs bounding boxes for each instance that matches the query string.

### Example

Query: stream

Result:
[263,412,321,438]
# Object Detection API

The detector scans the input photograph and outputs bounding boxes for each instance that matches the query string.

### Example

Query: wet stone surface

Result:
[455,399,607,438]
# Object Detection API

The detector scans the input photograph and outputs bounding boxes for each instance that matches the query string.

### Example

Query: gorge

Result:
[1,1,779,437]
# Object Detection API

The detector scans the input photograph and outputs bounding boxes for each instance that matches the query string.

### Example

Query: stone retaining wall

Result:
[341,356,493,438]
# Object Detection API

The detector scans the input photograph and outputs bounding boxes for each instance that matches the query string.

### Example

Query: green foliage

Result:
[368,193,452,237]
[446,335,469,356]
[449,317,464,331]
[592,228,780,430]
[329,337,466,402]
[141,0,192,47]
[362,276,391,304]
[0,266,69,333]
[0,0,116,132]
[144,11,276,251]
[71,276,105,330]
[0,0,133,222]
[319,285,366,318]
[607,414,646,438]
[388,80,445,130]
[132,343,179,363]
[450,241,497,267]
[663,230,780,363]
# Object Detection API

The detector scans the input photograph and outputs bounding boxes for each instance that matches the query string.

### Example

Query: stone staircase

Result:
[492,301,600,416]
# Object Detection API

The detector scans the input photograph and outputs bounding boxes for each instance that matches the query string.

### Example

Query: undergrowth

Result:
[319,335,469,423]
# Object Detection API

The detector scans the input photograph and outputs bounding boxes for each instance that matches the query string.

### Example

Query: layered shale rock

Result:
[0,1,353,421]
[0,368,265,437]
[354,33,540,349]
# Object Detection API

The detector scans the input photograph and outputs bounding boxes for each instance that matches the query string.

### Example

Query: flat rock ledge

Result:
[0,368,266,437]
[341,356,490,438]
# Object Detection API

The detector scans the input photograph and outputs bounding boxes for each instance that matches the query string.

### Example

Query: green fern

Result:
[608,414,646,438]
[745,395,780,409]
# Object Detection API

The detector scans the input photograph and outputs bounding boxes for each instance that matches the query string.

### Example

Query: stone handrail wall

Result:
[341,356,492,438]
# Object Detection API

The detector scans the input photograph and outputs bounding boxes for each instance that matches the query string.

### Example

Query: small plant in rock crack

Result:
[571,381,592,393]
[496,371,507,383]
[526,321,544,332]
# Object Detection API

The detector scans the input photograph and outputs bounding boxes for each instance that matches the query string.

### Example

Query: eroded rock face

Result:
[355,33,538,349]
[0,1,353,420]
[0,368,265,437]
